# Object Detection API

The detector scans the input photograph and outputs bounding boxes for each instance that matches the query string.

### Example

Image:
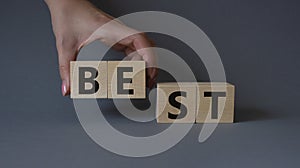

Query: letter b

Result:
[79,67,99,94]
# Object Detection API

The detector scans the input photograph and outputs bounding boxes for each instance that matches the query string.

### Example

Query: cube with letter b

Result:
[70,60,235,123]
[70,61,146,99]
[70,61,107,99]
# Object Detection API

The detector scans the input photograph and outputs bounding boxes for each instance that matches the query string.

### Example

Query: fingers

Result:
[112,43,128,51]
[123,47,142,61]
[57,44,77,96]
[131,34,158,88]
[79,17,158,89]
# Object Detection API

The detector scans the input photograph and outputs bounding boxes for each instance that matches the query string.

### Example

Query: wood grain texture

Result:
[70,61,107,98]
[107,61,146,99]
[156,82,197,123]
[196,82,235,123]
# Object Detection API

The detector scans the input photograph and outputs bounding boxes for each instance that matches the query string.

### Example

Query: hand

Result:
[45,0,157,96]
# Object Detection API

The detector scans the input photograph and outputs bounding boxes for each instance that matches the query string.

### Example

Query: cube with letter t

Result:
[70,61,235,124]
[196,82,235,123]
[156,82,235,123]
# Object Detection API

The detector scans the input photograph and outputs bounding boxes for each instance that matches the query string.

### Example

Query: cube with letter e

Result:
[70,61,235,123]
[70,61,146,99]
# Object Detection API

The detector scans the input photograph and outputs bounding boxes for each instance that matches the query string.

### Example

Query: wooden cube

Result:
[156,82,197,123]
[196,82,235,123]
[107,61,146,99]
[70,61,107,98]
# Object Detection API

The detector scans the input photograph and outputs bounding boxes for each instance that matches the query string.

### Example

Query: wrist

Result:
[45,0,83,11]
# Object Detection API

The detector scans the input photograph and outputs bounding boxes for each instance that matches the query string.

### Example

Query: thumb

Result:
[57,46,77,96]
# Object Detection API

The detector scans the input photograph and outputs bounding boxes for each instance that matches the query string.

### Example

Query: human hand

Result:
[45,0,157,96]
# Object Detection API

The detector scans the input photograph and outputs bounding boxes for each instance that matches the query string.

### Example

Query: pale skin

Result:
[45,0,157,96]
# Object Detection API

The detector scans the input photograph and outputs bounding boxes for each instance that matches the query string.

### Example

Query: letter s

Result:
[168,91,187,119]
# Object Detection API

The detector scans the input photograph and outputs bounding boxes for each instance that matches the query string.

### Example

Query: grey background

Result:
[0,0,300,167]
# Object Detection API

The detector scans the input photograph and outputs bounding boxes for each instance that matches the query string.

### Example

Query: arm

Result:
[45,0,157,96]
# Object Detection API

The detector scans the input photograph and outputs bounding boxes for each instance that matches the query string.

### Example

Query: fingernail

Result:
[61,80,67,96]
